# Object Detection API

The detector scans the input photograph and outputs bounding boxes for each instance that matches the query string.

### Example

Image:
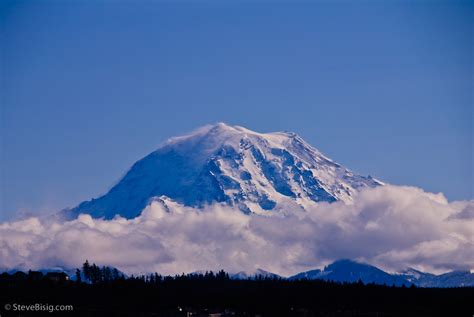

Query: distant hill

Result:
[289,259,410,286]
[289,259,474,287]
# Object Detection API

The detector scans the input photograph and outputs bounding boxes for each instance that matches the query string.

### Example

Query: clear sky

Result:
[1,0,472,221]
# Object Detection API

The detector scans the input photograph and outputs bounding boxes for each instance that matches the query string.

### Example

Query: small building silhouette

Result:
[12,271,27,281]
[44,272,69,282]
[28,270,44,281]
[0,272,10,281]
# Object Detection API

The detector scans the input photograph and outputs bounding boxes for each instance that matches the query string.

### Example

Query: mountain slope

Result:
[230,269,282,280]
[289,260,474,288]
[398,269,474,287]
[288,269,322,280]
[68,123,381,219]
[289,260,411,286]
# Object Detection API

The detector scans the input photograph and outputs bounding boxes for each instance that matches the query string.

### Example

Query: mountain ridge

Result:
[67,123,382,219]
[289,259,411,286]
[287,260,474,287]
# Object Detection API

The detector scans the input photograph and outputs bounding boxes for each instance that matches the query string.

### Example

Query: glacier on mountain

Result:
[68,123,382,219]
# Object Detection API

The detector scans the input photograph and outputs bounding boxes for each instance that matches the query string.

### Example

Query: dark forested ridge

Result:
[0,262,473,317]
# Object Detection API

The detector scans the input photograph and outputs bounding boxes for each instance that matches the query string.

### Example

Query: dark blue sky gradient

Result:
[1,0,472,220]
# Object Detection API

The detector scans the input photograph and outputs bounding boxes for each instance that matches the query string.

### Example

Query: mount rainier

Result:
[67,123,382,219]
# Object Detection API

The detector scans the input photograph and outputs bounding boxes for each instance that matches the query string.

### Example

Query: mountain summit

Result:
[69,123,382,219]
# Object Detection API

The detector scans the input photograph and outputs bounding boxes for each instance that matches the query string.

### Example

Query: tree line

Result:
[1,261,473,316]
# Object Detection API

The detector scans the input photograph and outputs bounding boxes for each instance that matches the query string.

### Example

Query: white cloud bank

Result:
[0,185,473,276]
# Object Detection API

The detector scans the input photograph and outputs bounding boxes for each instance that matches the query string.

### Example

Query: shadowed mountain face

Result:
[68,123,381,219]
[289,260,411,286]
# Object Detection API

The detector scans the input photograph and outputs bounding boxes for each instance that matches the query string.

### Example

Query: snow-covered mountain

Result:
[396,268,438,286]
[398,268,474,287]
[230,269,282,280]
[289,260,411,286]
[67,123,382,219]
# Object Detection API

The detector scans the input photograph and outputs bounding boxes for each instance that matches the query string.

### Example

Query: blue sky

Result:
[1,0,472,220]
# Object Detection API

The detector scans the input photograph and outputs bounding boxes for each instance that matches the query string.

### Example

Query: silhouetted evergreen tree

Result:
[75,268,81,283]
[82,260,91,282]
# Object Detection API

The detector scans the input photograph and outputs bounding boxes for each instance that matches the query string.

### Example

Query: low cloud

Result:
[0,185,472,276]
